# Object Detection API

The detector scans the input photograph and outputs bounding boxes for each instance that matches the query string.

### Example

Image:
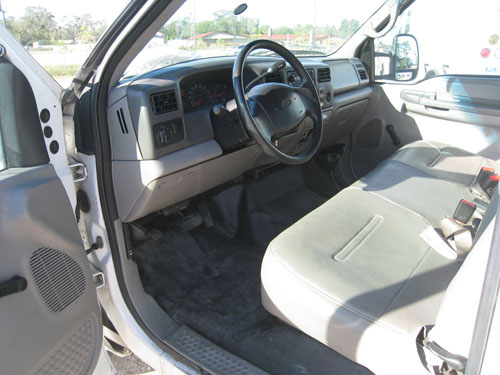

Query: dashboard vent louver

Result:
[116,108,129,134]
[266,72,284,83]
[150,90,178,115]
[317,68,331,82]
[355,63,368,81]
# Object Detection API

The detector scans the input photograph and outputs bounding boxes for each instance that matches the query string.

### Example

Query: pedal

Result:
[199,202,214,228]
[179,212,204,232]
[129,222,162,241]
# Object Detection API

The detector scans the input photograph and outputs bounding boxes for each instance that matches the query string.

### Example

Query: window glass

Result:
[124,0,386,79]
[375,0,500,81]
[1,0,128,86]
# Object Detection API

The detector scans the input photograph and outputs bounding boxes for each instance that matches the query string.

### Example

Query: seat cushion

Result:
[261,140,497,374]
[354,159,477,227]
[391,140,496,186]
[261,188,461,375]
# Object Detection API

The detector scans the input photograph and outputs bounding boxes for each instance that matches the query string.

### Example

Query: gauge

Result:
[186,83,211,110]
[213,83,230,104]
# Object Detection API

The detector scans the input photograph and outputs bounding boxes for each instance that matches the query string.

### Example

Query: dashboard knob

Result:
[213,104,227,117]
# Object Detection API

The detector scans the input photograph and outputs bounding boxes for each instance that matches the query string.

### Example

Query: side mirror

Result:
[374,33,419,82]
[394,34,419,81]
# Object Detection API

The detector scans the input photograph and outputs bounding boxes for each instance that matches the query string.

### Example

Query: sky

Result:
[169,0,385,28]
[0,0,385,28]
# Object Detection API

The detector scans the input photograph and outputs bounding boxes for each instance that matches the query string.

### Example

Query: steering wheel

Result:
[232,40,323,165]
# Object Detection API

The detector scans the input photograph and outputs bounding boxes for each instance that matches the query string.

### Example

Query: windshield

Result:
[124,0,386,78]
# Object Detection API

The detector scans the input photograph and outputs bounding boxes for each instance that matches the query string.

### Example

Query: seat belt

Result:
[417,325,467,375]
[440,218,474,258]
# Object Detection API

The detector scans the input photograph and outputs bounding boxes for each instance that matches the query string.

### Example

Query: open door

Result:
[0,47,102,374]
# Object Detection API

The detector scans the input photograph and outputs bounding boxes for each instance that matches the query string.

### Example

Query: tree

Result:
[162,17,192,40]
[14,7,57,45]
[213,10,238,34]
[5,16,18,34]
[60,16,83,42]
[76,14,107,43]
[196,20,215,34]
[274,26,292,35]
[336,19,360,38]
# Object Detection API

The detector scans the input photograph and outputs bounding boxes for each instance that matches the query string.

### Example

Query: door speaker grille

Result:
[30,247,86,314]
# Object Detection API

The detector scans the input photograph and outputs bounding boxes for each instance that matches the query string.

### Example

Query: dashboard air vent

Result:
[317,68,331,82]
[266,72,284,83]
[116,108,129,134]
[150,90,178,115]
[355,63,368,81]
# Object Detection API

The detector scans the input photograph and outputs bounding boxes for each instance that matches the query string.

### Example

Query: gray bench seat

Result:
[261,141,498,375]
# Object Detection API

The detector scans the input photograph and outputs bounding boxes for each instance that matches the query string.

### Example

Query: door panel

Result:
[400,76,500,160]
[0,165,102,375]
[0,51,102,375]
[350,76,500,178]
[349,84,422,178]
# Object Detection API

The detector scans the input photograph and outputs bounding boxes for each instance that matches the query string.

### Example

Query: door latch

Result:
[69,162,88,182]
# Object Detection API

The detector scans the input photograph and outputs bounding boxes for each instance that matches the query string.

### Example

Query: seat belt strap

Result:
[440,218,473,257]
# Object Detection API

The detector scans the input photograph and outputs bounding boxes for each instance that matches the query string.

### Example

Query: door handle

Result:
[0,276,27,299]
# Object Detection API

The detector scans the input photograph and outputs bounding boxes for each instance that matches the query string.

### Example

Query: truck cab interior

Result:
[78,0,500,374]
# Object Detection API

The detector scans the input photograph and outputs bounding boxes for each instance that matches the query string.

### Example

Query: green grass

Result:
[44,64,80,77]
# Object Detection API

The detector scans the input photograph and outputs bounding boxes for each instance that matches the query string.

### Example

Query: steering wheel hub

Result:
[232,40,323,165]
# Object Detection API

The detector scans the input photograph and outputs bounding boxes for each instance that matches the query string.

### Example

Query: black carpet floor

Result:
[133,166,373,375]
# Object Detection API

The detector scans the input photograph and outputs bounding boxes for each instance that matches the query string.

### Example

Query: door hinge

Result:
[69,161,88,182]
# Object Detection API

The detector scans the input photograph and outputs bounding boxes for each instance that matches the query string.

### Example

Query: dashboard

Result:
[107,56,372,222]
[181,81,233,112]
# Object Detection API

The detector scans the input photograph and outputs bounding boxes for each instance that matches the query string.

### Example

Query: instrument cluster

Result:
[181,81,233,112]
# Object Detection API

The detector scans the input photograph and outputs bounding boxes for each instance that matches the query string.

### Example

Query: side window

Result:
[1,6,124,87]
[0,58,49,169]
[374,1,500,82]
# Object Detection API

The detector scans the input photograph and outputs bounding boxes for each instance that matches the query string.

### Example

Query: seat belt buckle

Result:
[477,166,495,186]
[480,174,499,198]
[453,199,476,224]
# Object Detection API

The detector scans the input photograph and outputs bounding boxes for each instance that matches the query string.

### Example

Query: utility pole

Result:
[312,0,317,46]
[192,0,196,49]
[0,0,6,28]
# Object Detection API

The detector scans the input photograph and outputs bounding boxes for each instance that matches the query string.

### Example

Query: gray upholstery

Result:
[261,141,498,375]
[355,160,477,227]
[391,140,495,186]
